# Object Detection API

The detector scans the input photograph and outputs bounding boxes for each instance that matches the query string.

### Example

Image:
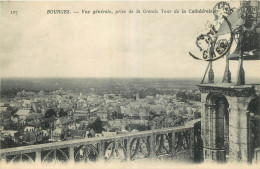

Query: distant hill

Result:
[1,77,259,92]
[0,77,202,90]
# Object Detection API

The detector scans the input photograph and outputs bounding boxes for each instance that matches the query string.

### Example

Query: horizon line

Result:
[1,76,259,79]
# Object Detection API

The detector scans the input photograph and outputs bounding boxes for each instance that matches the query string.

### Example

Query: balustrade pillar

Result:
[126,137,131,161]
[35,150,41,164]
[69,145,75,163]
[150,134,156,159]
[98,141,105,162]
[171,131,176,159]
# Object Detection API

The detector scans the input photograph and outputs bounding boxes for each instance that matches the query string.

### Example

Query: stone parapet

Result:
[0,126,196,164]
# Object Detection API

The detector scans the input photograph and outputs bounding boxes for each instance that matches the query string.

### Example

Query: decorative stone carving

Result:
[198,85,255,97]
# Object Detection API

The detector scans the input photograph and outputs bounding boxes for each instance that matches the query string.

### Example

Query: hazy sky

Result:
[1,1,259,79]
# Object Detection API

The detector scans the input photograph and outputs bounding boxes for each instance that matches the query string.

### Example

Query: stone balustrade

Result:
[0,126,195,164]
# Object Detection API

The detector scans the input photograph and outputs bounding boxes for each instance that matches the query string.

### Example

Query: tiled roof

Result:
[16,109,30,116]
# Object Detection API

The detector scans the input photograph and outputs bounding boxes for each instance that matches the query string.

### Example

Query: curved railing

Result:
[0,126,195,163]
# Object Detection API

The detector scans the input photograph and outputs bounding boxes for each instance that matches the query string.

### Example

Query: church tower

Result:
[199,83,260,163]
[190,1,260,163]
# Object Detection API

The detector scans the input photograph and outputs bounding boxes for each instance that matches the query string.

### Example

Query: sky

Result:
[1,1,259,79]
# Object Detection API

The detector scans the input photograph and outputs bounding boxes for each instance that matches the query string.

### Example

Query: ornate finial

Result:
[190,1,260,84]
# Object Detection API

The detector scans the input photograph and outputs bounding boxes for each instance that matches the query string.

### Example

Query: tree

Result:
[1,108,13,129]
[0,140,8,149]
[176,91,188,100]
[187,93,201,102]
[3,135,15,148]
[149,111,159,119]
[137,125,151,131]
[44,109,56,129]
[117,112,124,119]
[58,108,68,117]
[112,111,117,120]
[88,117,103,133]
[7,106,18,116]
[44,109,56,118]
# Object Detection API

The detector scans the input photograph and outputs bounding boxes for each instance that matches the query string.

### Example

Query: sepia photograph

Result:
[0,0,259,168]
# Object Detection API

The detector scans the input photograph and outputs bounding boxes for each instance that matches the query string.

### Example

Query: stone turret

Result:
[194,1,260,163]
[199,84,259,163]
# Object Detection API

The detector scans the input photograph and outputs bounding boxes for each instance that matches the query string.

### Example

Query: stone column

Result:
[190,128,195,160]
[200,93,207,144]
[228,97,251,163]
[254,91,260,163]
[203,104,214,162]
[203,104,226,162]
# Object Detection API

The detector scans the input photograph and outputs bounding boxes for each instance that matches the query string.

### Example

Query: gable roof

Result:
[16,109,30,116]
